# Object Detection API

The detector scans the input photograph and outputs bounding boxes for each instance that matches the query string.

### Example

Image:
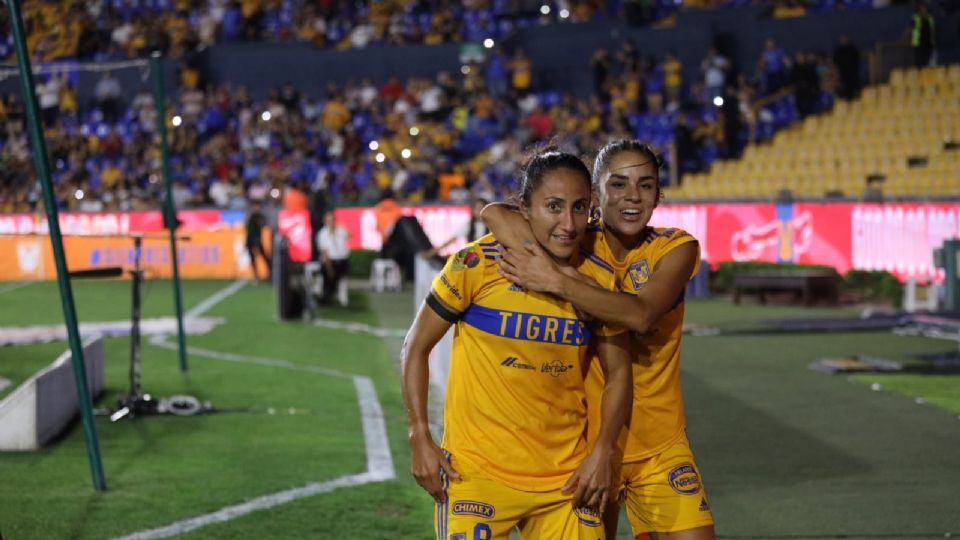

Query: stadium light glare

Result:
[540,4,551,15]
[171,115,182,127]
[270,188,281,199]
[409,126,420,136]
[559,8,570,18]
[261,111,271,122]
[376,152,386,163]
[713,96,724,107]
[401,148,412,159]
[369,140,379,151]
[483,38,494,49]
[74,189,84,200]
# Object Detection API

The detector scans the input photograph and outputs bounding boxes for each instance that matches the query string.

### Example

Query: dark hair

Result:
[592,139,663,183]
[516,148,592,207]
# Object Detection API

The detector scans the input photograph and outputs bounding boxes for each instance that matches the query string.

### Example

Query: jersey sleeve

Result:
[657,228,701,280]
[427,243,485,323]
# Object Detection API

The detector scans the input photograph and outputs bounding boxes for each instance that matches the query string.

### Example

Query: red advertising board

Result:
[0,210,228,236]
[2,203,958,281]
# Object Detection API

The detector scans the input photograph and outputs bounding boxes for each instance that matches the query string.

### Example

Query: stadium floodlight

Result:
[261,110,272,122]
[74,189,84,200]
[172,115,182,127]
[559,8,570,18]
[540,4,551,15]
[409,126,420,136]
[401,148,412,159]
[713,96,724,107]
[369,140,379,151]
[461,65,471,75]
[376,152,386,163]
[483,38,495,49]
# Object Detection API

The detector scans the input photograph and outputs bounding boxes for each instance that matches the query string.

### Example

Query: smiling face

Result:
[597,150,660,241]
[521,167,592,263]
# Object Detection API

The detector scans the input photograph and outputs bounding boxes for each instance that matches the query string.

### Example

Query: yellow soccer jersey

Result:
[429,233,621,492]
[582,224,700,463]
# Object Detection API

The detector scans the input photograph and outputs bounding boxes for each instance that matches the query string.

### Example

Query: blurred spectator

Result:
[832,34,860,100]
[508,49,533,97]
[791,51,820,119]
[245,201,270,281]
[701,46,730,101]
[758,38,790,93]
[911,3,936,67]
[94,71,123,123]
[591,48,611,100]
[316,210,350,305]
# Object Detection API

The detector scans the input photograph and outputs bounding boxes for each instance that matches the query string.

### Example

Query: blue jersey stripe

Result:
[478,240,500,247]
[580,249,614,274]
[461,303,590,346]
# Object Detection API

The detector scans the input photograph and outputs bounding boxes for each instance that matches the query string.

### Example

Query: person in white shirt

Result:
[317,210,351,304]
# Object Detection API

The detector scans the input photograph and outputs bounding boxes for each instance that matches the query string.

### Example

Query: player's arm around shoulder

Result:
[625,239,699,333]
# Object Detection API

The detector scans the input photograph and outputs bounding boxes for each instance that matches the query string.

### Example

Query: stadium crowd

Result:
[0,0,898,62]
[0,0,936,214]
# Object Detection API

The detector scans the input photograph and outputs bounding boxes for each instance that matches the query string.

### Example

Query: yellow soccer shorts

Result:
[619,434,714,536]
[436,452,605,540]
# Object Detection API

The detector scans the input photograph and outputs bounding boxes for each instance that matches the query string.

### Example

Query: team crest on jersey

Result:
[574,506,602,527]
[541,360,574,377]
[451,247,480,271]
[627,259,651,291]
[668,463,702,495]
[452,500,496,518]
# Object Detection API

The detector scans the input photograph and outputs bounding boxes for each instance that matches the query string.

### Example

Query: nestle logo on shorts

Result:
[668,464,702,495]
[452,500,495,518]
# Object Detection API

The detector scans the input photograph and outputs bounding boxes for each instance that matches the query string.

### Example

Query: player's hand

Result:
[499,241,563,294]
[409,432,460,503]
[563,446,615,513]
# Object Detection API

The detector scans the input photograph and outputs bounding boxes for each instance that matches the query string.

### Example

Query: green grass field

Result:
[1,280,958,539]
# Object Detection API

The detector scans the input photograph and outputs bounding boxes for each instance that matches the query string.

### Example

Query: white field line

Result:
[120,282,396,540]
[184,280,249,320]
[110,471,386,540]
[0,377,10,393]
[312,318,407,338]
[0,281,33,294]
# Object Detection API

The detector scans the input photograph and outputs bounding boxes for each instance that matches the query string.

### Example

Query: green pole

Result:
[5,0,106,491]
[150,52,188,372]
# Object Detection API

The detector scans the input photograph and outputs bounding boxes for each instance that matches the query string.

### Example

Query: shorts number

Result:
[473,523,491,540]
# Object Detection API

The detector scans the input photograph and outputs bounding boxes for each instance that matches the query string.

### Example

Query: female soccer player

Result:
[482,140,716,540]
[401,149,633,540]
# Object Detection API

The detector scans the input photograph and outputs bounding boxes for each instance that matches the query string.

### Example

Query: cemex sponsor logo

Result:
[452,500,495,518]
[541,360,574,377]
[507,283,525,292]
[440,274,462,300]
[501,357,535,371]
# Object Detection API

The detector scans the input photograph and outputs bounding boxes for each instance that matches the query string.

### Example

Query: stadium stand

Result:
[0,2,957,214]
[668,65,960,201]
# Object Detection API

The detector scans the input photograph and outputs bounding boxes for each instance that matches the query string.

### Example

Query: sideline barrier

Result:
[0,230,270,281]
[2,202,958,282]
[0,336,104,451]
